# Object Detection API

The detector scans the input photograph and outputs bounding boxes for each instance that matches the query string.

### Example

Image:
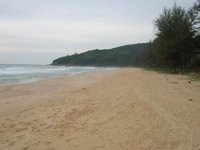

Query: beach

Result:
[0,68,200,150]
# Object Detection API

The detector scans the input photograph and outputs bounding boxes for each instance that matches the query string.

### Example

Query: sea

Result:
[0,64,111,85]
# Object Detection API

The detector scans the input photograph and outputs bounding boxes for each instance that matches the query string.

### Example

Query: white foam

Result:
[0,64,111,84]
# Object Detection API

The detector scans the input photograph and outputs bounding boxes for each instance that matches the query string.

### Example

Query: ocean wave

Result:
[0,64,110,84]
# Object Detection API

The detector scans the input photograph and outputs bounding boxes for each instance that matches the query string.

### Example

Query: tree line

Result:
[52,1,200,72]
[52,43,148,66]
[135,1,200,72]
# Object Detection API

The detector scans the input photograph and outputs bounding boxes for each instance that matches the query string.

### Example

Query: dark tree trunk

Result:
[174,65,177,73]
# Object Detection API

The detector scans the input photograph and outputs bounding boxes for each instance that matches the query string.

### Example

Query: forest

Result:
[52,43,148,66]
[52,1,200,72]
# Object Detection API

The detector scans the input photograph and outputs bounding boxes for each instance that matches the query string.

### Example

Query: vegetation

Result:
[52,43,149,66]
[52,1,200,74]
[135,1,200,72]
[190,74,200,80]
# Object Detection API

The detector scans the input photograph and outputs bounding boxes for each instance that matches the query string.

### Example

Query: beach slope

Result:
[0,68,200,150]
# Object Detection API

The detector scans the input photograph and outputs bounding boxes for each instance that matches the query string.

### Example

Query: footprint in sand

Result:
[39,123,47,127]
[21,147,29,150]
[31,141,41,146]
[43,141,52,145]
[65,137,78,142]
[9,123,16,128]
[16,135,25,139]
[92,145,106,149]
[59,134,65,137]
[15,127,28,133]
[9,141,15,146]
[5,117,11,121]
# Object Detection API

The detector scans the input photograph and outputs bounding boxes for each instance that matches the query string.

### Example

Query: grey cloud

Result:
[0,0,197,64]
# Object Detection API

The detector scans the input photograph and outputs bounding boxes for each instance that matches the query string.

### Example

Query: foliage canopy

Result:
[52,1,200,71]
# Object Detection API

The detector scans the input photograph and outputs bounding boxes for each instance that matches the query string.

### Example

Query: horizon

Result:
[0,42,147,65]
[0,0,196,64]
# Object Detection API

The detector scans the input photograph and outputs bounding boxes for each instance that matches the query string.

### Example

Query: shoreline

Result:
[0,68,116,86]
[0,69,117,116]
[0,68,200,150]
[0,64,114,86]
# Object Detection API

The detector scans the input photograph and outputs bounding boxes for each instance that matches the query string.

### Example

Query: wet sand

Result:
[0,68,200,150]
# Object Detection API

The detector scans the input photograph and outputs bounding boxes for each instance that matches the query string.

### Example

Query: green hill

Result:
[52,43,149,66]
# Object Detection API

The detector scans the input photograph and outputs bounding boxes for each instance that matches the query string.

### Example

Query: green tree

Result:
[188,0,200,68]
[188,0,200,33]
[135,41,156,67]
[154,4,196,71]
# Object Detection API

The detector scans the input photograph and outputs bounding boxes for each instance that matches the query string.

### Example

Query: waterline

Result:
[0,64,113,84]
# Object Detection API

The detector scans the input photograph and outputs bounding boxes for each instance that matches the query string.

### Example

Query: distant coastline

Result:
[52,43,148,67]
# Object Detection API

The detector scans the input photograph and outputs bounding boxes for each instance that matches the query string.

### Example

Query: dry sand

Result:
[0,68,200,150]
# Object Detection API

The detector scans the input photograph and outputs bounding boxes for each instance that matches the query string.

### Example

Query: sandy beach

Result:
[0,68,200,150]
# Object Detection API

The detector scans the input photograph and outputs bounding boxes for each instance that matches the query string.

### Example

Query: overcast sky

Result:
[0,0,197,64]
